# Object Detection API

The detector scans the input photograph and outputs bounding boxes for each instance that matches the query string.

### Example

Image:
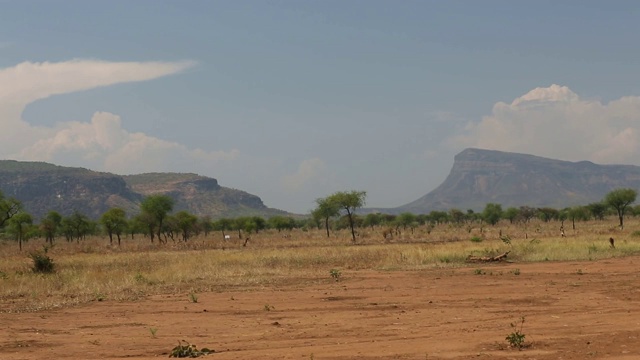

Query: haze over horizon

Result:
[2,1,640,213]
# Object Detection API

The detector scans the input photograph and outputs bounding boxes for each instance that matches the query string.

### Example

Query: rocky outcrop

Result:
[395,148,640,214]
[123,173,285,218]
[0,161,286,220]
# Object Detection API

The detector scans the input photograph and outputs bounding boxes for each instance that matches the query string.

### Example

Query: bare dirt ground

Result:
[2,256,640,360]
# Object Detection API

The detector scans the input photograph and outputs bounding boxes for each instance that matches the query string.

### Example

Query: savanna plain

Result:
[2,219,640,359]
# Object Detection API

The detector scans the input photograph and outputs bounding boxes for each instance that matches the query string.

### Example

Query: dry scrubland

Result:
[3,219,640,360]
[1,218,639,313]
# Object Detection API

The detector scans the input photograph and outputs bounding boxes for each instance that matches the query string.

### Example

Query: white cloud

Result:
[16,112,239,174]
[447,84,640,164]
[282,157,327,191]
[0,59,239,176]
[0,59,195,107]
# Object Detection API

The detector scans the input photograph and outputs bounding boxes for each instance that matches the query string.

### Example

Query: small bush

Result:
[505,317,527,350]
[29,246,55,274]
[470,236,483,243]
[329,268,341,281]
[189,292,198,303]
[169,340,214,358]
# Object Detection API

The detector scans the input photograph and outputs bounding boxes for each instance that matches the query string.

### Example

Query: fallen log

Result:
[466,251,510,263]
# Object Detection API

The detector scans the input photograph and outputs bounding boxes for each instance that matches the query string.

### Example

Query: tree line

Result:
[0,188,636,250]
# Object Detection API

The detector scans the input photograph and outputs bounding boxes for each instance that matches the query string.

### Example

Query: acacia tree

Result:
[587,202,607,221]
[61,211,93,242]
[9,212,32,251]
[324,191,366,243]
[40,210,62,245]
[605,188,638,229]
[213,218,233,239]
[101,208,128,246]
[312,197,340,238]
[175,211,198,241]
[482,203,503,225]
[0,191,21,228]
[140,195,174,243]
[503,207,520,224]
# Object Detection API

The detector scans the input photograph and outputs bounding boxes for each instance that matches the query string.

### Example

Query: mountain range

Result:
[1,148,639,220]
[393,148,640,213]
[0,160,286,220]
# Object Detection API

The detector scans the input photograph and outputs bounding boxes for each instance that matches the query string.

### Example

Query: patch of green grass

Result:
[470,236,483,243]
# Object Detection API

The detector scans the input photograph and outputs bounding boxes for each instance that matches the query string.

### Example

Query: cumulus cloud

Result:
[0,59,238,175]
[447,84,640,164]
[16,112,239,174]
[282,158,327,191]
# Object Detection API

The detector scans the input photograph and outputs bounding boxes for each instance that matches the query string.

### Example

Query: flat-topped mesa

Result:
[395,148,640,214]
[0,162,287,219]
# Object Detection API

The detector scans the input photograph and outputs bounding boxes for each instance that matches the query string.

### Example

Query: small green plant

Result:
[189,292,198,303]
[500,235,512,245]
[474,268,485,275]
[470,236,483,243]
[588,244,598,254]
[94,292,105,302]
[512,268,521,276]
[134,272,155,285]
[0,270,7,280]
[169,340,214,358]
[505,317,527,350]
[149,327,158,338]
[29,245,55,273]
[264,304,275,311]
[576,269,584,275]
[631,230,640,237]
[329,268,342,281]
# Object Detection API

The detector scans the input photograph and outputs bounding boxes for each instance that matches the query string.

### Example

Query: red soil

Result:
[2,256,640,359]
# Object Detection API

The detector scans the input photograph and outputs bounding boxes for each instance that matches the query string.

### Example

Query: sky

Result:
[2,1,640,214]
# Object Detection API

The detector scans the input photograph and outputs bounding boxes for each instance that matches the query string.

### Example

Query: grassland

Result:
[1,217,640,313]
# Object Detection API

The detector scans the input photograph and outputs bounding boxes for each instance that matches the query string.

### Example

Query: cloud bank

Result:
[0,59,238,175]
[448,84,640,164]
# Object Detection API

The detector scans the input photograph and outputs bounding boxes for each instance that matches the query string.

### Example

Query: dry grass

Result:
[1,217,640,312]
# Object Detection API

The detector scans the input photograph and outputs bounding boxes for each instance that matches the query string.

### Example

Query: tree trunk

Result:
[324,217,330,238]
[346,209,356,243]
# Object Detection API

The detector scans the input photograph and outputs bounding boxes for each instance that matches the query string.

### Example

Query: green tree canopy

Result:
[9,211,32,251]
[0,190,21,228]
[482,203,503,225]
[101,208,128,246]
[175,211,198,241]
[40,210,62,245]
[140,195,174,243]
[312,197,341,238]
[324,190,366,243]
[605,188,638,229]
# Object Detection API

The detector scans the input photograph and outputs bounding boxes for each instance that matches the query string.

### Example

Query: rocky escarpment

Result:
[0,161,141,220]
[395,148,640,213]
[123,173,285,218]
[0,161,287,220]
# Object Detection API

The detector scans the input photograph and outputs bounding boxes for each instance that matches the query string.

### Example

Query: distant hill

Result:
[0,160,287,220]
[393,148,640,214]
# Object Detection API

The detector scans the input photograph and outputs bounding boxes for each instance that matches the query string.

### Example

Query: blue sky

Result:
[2,1,640,213]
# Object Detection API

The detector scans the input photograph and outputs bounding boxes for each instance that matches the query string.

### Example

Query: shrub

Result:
[505,317,527,350]
[470,236,483,243]
[29,246,55,274]
[169,340,214,358]
[329,268,342,281]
